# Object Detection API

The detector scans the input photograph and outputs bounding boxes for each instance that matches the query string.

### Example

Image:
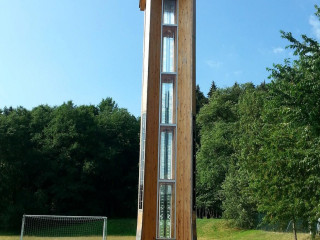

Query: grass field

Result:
[1,219,320,240]
[0,237,135,240]
[197,219,320,240]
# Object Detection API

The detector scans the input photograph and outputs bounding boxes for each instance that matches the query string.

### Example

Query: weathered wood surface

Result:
[176,0,196,239]
[141,0,162,239]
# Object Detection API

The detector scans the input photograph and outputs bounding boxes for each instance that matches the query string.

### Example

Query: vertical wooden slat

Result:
[176,0,196,239]
[139,0,146,11]
[141,0,162,239]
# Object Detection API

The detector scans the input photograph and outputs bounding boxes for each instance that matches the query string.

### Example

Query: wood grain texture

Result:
[176,0,196,239]
[138,0,196,239]
[139,0,146,11]
[141,0,162,239]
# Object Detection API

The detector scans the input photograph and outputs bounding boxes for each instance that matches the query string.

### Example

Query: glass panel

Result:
[158,184,175,238]
[138,114,146,209]
[163,0,176,25]
[161,82,173,124]
[160,127,175,180]
[162,27,176,73]
[161,74,175,124]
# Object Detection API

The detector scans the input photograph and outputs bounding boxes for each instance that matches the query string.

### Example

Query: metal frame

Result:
[22,215,107,219]
[103,217,108,240]
[138,113,147,210]
[20,215,107,240]
[156,0,179,239]
[136,1,152,239]
[20,215,25,240]
[191,1,196,239]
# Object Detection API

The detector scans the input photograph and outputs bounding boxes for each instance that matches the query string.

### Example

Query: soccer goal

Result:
[20,215,107,240]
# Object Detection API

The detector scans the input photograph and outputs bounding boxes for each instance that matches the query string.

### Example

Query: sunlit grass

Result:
[0,237,135,240]
[197,219,320,240]
[1,219,320,240]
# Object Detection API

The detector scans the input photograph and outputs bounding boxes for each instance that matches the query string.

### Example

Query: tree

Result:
[0,107,35,230]
[221,163,257,229]
[196,84,208,114]
[220,86,264,228]
[196,83,246,218]
[0,98,140,232]
[207,81,217,98]
[242,7,320,238]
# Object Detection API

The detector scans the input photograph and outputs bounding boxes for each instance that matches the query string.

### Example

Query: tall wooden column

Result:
[136,0,196,239]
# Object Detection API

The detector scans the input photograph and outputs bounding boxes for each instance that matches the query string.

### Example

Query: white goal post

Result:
[20,215,107,240]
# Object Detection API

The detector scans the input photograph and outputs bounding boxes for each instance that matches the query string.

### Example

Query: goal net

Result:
[20,215,107,240]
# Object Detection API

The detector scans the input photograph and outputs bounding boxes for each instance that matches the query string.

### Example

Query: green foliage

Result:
[221,86,267,228]
[196,84,208,114]
[0,99,139,232]
[196,83,251,218]
[196,8,320,236]
[251,16,320,232]
[221,164,258,229]
[207,81,217,98]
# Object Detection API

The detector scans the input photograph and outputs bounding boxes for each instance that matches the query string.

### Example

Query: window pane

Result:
[163,0,176,24]
[158,184,174,238]
[160,129,173,180]
[162,28,175,72]
[161,83,173,124]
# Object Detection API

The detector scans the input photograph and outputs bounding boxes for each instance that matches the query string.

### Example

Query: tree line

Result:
[0,99,140,231]
[196,7,320,239]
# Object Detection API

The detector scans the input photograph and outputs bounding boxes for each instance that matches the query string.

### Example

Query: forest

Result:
[1,6,320,239]
[196,14,320,238]
[0,99,140,231]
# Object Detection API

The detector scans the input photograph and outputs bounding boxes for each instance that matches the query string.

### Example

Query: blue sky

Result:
[0,0,319,116]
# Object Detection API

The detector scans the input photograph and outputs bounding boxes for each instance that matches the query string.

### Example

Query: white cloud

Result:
[273,47,284,54]
[309,15,320,40]
[205,60,222,69]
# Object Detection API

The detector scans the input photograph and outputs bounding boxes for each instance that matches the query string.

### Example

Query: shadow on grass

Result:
[107,219,136,236]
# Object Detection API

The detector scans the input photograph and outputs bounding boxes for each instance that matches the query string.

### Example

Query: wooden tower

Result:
[136,0,196,239]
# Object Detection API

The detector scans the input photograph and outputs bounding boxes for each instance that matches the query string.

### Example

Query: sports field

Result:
[1,219,319,240]
[0,237,134,240]
[197,219,320,240]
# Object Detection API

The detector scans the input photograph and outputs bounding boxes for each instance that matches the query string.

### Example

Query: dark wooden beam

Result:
[139,0,146,11]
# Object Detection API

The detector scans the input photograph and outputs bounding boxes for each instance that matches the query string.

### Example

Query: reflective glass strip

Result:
[163,0,176,24]
[159,184,172,238]
[138,114,147,209]
[161,83,173,124]
[162,32,175,72]
[160,131,173,179]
